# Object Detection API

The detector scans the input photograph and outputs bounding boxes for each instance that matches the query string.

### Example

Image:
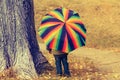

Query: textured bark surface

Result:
[0,0,50,79]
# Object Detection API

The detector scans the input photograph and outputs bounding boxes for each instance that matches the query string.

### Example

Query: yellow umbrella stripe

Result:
[42,16,53,21]
[39,22,61,29]
[49,24,64,50]
[49,37,57,49]
[62,8,69,22]
[54,27,63,49]
[44,33,55,45]
[66,19,83,24]
[67,17,80,22]
[38,28,47,36]
[49,32,61,50]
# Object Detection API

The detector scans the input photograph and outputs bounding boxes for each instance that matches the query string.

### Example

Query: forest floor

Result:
[0,43,120,80]
[39,43,120,80]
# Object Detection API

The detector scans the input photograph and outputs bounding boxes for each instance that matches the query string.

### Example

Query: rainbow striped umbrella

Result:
[38,7,86,53]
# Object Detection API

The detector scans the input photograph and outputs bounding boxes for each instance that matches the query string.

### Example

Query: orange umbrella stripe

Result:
[49,34,60,50]
[67,23,86,38]
[62,34,69,52]
[49,11,64,22]
[43,24,64,43]
[49,38,56,49]
[40,22,61,28]
[66,24,80,48]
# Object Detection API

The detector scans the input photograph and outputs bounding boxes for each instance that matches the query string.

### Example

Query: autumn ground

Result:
[38,43,120,80]
[0,0,120,80]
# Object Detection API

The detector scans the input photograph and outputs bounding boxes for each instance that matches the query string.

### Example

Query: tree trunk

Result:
[0,0,51,79]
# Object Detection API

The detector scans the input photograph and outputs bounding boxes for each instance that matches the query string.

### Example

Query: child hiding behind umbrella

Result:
[47,47,71,77]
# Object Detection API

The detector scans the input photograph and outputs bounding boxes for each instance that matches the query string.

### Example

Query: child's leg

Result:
[54,55,62,75]
[61,54,71,76]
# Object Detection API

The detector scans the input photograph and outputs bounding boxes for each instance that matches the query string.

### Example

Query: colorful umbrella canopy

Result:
[38,7,86,53]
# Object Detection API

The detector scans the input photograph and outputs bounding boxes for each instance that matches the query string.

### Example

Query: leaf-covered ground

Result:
[1,46,120,80]
[0,54,107,80]
[38,54,107,80]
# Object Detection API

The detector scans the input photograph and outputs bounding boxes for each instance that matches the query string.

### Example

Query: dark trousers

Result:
[54,54,70,75]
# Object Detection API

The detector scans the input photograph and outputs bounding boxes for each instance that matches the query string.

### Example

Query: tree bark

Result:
[0,0,51,79]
